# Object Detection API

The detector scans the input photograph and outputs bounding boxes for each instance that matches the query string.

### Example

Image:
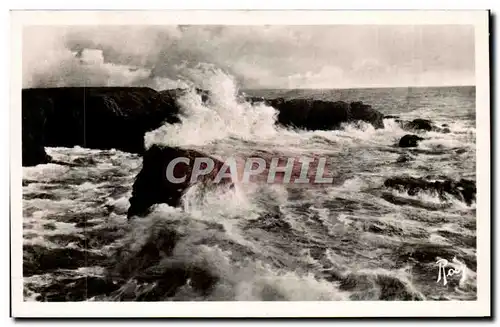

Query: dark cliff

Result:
[22,87,385,166]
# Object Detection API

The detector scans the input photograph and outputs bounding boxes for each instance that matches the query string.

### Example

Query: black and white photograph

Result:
[10,10,490,318]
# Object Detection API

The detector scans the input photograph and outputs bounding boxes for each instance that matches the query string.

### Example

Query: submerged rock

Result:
[384,176,476,206]
[127,145,234,218]
[398,134,424,148]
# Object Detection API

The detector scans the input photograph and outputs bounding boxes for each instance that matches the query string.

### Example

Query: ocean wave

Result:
[144,66,280,148]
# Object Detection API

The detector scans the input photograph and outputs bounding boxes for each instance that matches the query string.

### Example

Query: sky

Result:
[23,25,475,89]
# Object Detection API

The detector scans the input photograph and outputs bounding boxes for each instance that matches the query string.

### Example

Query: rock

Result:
[22,92,52,166]
[455,149,467,154]
[396,243,476,273]
[384,115,400,119]
[127,145,234,218]
[34,276,119,302]
[22,87,385,166]
[398,134,424,148]
[22,87,181,166]
[442,128,451,133]
[404,119,433,131]
[384,176,476,206]
[396,154,414,163]
[268,98,384,130]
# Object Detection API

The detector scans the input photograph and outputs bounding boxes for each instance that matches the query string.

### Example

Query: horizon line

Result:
[243,84,476,91]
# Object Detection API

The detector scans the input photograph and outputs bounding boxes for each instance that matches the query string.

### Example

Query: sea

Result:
[22,71,477,301]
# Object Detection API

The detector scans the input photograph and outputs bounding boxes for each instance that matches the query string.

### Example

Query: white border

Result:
[10,10,491,318]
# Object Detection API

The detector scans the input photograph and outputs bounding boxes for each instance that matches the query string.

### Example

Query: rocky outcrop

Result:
[403,119,433,131]
[384,176,476,206]
[22,87,181,166]
[22,92,53,166]
[393,118,452,134]
[398,134,424,148]
[267,98,384,130]
[127,145,233,218]
[396,154,415,163]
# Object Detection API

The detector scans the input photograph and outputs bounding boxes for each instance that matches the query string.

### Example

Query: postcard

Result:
[10,10,490,318]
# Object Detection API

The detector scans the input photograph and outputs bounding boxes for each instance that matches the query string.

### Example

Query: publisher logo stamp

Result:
[436,257,467,286]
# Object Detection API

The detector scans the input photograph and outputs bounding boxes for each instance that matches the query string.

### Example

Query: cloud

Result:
[22,25,475,89]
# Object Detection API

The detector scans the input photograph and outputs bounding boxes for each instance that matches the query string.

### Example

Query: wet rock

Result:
[442,128,451,133]
[384,115,400,119]
[35,276,119,301]
[398,134,424,148]
[381,192,449,211]
[269,98,384,130]
[455,149,467,154]
[23,245,106,276]
[396,154,415,163]
[128,145,234,218]
[384,176,476,206]
[376,275,425,300]
[331,272,425,300]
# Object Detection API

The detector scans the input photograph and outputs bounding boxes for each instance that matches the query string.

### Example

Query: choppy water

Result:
[22,72,476,301]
